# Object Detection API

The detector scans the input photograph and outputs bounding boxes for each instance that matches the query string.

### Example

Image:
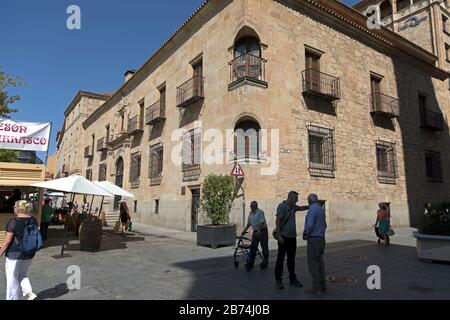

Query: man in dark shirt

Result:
[274,191,309,290]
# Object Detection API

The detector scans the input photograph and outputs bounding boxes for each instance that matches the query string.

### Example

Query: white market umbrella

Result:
[31,175,113,256]
[93,181,135,198]
[93,181,135,215]
[32,175,113,197]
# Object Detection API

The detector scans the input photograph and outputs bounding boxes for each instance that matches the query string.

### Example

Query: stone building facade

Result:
[56,0,450,232]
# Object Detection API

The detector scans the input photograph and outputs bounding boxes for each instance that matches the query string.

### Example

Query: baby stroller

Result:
[233,233,265,270]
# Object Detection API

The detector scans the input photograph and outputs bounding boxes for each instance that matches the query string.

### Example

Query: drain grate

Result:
[327,276,358,284]
[345,255,368,261]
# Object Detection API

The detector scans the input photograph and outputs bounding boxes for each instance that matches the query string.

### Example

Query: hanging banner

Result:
[0,119,51,152]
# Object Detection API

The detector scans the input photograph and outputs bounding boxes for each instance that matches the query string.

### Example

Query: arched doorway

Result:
[114,157,124,210]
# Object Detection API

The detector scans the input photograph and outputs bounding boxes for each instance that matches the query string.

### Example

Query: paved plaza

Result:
[1,224,449,300]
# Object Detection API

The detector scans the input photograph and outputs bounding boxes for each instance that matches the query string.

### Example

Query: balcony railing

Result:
[421,109,445,131]
[84,146,93,158]
[97,137,108,151]
[127,116,144,134]
[302,69,340,101]
[229,53,267,88]
[146,100,166,125]
[370,93,400,118]
[176,75,204,108]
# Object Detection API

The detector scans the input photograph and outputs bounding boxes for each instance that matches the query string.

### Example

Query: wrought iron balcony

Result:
[302,69,340,101]
[146,100,166,125]
[84,146,93,158]
[229,53,267,89]
[176,75,204,108]
[97,137,108,152]
[420,109,445,131]
[127,116,144,135]
[370,93,400,118]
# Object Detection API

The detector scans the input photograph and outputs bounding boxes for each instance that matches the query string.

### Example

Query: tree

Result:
[200,174,235,225]
[0,65,25,162]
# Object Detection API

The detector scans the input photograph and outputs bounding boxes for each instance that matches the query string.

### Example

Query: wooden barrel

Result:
[79,218,103,251]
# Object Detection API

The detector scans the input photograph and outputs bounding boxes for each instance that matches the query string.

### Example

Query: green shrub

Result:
[418,203,450,236]
[200,174,235,225]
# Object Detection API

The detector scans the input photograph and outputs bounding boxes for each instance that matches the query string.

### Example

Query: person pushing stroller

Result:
[241,201,269,271]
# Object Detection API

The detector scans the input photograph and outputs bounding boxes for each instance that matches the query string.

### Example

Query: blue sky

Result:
[0,0,359,157]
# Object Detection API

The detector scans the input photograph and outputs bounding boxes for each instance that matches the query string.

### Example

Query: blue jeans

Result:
[247,229,269,267]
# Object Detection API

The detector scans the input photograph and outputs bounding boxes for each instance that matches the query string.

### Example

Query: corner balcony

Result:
[301,69,340,101]
[127,116,144,135]
[370,93,400,118]
[146,100,166,125]
[420,109,445,132]
[97,137,108,152]
[229,53,267,90]
[176,75,204,108]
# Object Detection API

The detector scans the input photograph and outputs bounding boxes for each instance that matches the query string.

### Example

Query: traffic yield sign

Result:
[231,163,245,177]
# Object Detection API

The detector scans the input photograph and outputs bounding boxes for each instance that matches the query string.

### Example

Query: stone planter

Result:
[197,224,236,249]
[413,232,450,263]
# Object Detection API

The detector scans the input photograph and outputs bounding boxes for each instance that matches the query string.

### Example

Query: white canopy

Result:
[31,175,113,197]
[93,181,135,198]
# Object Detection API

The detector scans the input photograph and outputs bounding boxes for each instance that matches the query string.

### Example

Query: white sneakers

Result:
[26,293,38,300]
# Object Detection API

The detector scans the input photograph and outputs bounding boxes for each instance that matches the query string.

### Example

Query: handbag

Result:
[127,221,132,232]
[387,228,395,236]
[114,220,120,232]
[272,208,292,241]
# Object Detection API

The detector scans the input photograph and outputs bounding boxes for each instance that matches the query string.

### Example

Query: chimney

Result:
[124,69,136,83]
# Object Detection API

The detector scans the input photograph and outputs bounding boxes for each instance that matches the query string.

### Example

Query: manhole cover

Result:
[327,276,358,284]
[345,255,368,261]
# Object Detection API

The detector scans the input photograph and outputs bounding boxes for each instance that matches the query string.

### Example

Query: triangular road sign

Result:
[231,163,245,177]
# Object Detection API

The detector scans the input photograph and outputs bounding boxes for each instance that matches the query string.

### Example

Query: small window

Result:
[134,200,138,213]
[443,15,449,33]
[446,44,450,61]
[307,125,336,177]
[376,141,398,184]
[155,199,159,214]
[425,151,443,183]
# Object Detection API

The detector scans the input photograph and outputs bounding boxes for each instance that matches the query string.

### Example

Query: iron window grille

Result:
[307,125,336,177]
[129,152,141,186]
[149,144,164,185]
[85,168,92,181]
[375,140,398,184]
[98,163,107,182]
[425,151,443,183]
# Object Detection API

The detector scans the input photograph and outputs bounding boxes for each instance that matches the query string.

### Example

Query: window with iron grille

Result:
[425,151,443,182]
[85,168,92,181]
[182,129,202,171]
[307,125,336,177]
[376,141,398,183]
[98,163,107,182]
[129,152,141,185]
[149,144,164,185]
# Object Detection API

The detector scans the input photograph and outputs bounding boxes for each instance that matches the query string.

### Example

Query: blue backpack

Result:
[15,219,43,255]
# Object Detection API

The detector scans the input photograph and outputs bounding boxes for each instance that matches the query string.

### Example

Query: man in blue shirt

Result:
[303,194,327,295]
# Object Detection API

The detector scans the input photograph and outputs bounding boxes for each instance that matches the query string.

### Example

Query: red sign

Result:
[231,163,245,177]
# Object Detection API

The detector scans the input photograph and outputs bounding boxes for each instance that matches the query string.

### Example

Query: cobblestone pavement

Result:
[0,224,449,300]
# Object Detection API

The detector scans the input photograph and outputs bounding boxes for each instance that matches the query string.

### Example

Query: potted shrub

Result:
[414,203,450,262]
[197,174,236,249]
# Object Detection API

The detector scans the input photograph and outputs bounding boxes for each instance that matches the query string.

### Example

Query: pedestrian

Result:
[0,200,39,300]
[241,201,269,271]
[274,191,309,290]
[119,201,131,236]
[40,199,53,242]
[303,194,327,296]
[374,203,391,247]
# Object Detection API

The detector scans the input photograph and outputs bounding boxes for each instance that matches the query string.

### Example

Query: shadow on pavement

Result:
[37,283,69,300]
[172,240,450,300]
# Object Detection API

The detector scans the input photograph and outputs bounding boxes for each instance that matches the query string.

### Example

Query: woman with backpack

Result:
[0,200,40,300]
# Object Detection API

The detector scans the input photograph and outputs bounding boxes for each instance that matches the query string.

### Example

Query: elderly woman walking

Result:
[0,200,39,300]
